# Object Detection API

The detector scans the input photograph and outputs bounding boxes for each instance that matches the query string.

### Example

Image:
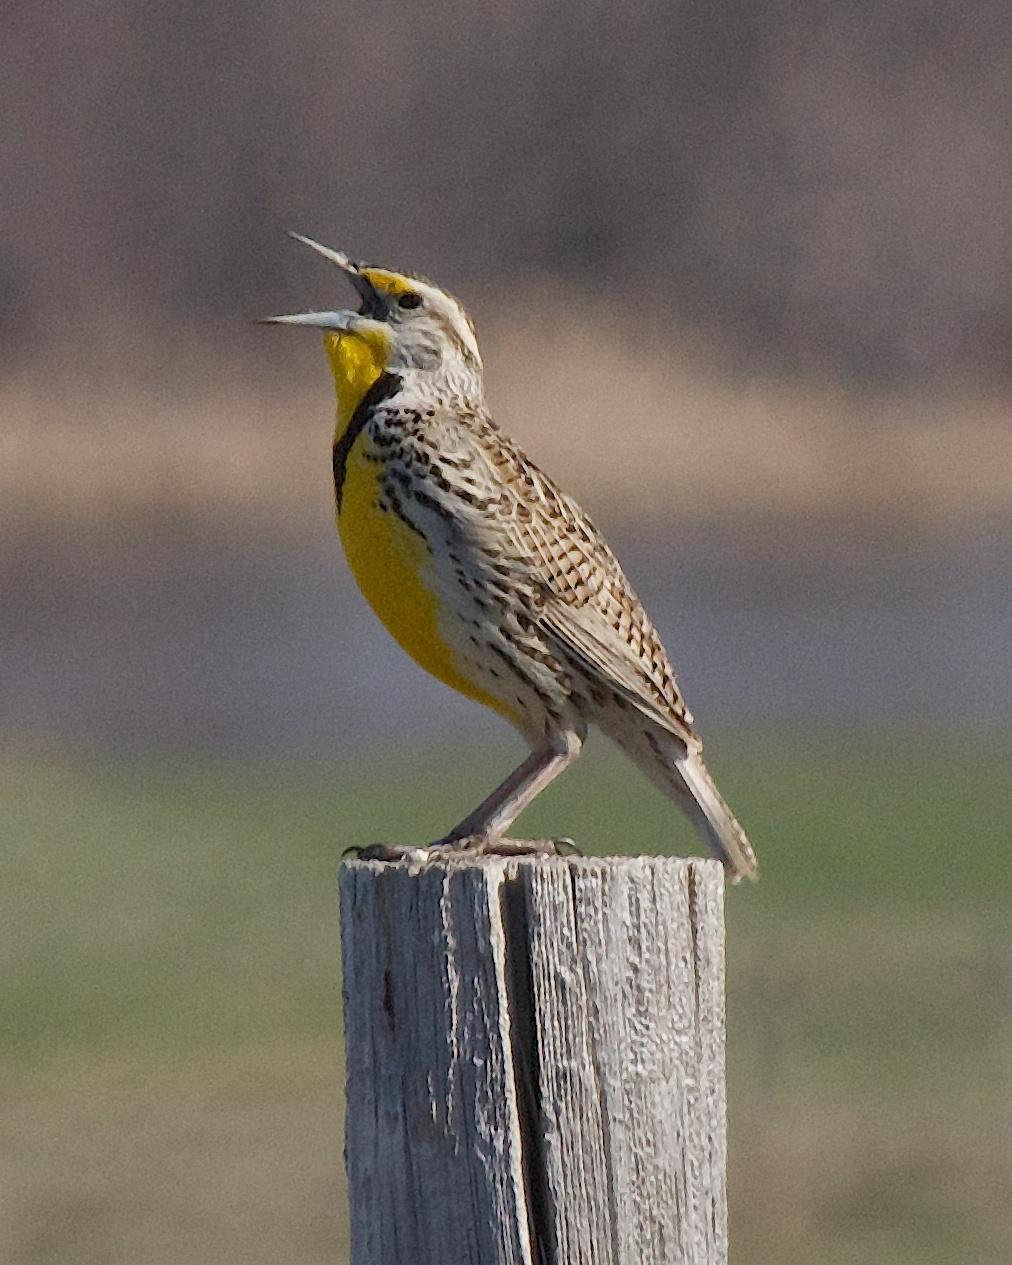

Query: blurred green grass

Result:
[3,732,1011,1264]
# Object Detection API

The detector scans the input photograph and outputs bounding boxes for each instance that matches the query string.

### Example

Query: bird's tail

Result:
[673,748,758,882]
[607,722,758,882]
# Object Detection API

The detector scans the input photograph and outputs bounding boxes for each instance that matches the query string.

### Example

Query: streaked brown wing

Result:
[489,442,696,740]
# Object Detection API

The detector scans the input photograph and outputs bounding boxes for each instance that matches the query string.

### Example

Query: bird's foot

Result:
[443,833,580,858]
[348,833,581,862]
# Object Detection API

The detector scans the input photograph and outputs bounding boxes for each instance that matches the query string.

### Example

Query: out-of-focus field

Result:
[6,319,1011,748]
[4,307,1012,536]
[4,733,1011,1265]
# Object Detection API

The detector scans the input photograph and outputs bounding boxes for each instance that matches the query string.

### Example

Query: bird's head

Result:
[263,234,483,391]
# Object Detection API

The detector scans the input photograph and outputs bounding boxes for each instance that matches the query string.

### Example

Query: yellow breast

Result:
[324,330,513,719]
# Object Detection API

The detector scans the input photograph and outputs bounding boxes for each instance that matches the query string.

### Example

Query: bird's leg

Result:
[439,734,582,849]
[355,732,583,861]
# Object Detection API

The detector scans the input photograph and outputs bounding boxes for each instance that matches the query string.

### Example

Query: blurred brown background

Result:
[4,0,1011,751]
[3,3,1011,1264]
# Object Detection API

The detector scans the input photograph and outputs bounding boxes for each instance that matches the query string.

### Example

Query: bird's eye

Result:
[397,292,422,310]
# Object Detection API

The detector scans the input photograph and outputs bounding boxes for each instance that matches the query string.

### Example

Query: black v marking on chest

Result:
[332,372,403,511]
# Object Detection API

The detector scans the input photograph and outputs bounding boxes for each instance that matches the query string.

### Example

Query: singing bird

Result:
[265,235,757,880]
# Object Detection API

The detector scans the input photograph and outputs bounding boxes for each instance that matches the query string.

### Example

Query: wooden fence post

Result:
[339,854,727,1265]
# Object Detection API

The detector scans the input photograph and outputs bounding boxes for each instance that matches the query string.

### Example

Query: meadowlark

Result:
[265,234,757,881]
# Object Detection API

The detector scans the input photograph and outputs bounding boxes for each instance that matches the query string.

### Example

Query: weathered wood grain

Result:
[340,855,726,1265]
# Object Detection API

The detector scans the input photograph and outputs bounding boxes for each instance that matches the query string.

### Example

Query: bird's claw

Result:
[347,842,432,863]
[344,835,582,862]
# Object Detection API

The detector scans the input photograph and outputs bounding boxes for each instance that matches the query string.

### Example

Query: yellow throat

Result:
[325,327,387,439]
[323,330,514,720]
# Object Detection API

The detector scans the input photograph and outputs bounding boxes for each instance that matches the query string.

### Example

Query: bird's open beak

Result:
[259,232,381,329]
[259,309,361,330]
